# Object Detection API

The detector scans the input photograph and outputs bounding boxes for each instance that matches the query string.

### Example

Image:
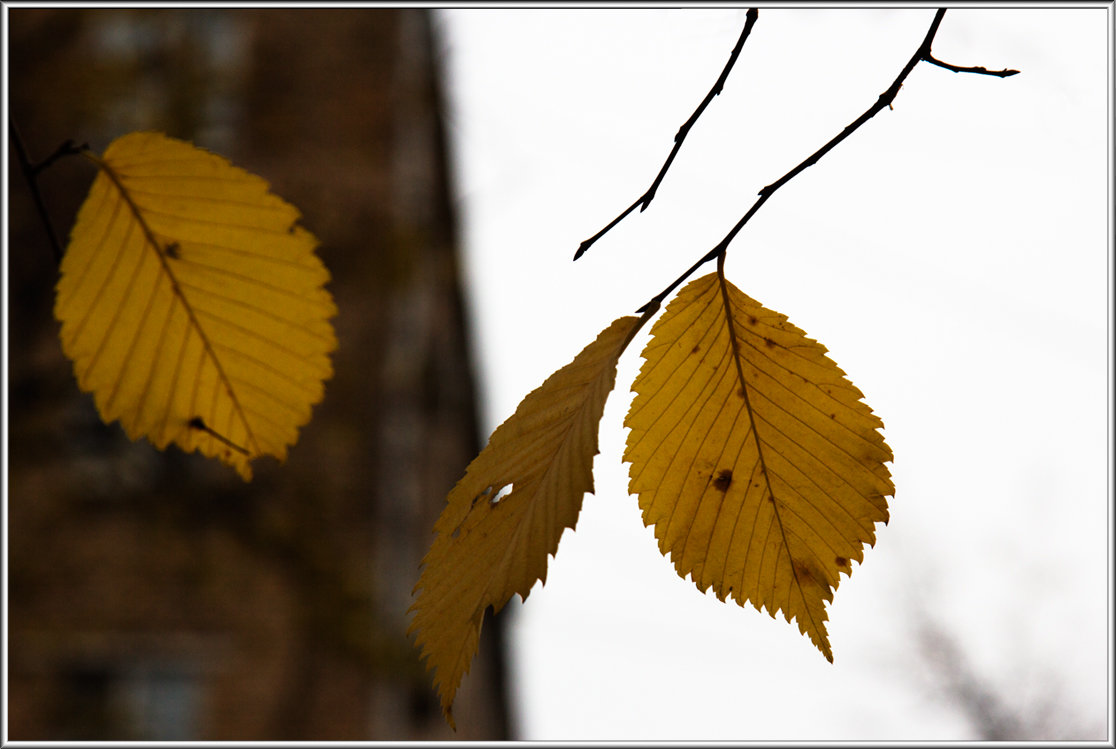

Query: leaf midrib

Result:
[715,265,831,658]
[88,150,261,457]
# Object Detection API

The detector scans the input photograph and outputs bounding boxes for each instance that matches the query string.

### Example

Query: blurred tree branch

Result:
[915,618,1103,740]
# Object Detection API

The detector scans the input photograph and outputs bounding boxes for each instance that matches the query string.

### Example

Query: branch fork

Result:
[571,9,1019,314]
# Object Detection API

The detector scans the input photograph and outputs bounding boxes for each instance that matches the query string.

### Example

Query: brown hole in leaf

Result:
[712,469,733,493]
[471,485,494,509]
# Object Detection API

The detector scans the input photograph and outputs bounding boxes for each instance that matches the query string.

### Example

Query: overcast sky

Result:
[433,8,1110,741]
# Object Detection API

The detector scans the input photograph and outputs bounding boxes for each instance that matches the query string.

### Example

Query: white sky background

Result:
[432,7,1111,741]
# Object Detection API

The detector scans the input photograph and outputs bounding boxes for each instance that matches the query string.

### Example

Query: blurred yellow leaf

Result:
[409,314,644,727]
[624,271,893,660]
[55,132,337,480]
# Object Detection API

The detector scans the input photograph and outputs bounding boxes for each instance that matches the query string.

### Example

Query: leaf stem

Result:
[189,416,250,456]
[8,119,88,264]
[574,9,760,261]
[635,8,1019,314]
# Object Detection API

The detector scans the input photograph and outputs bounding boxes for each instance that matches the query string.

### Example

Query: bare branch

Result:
[636,9,1019,314]
[574,8,759,261]
[8,119,88,265]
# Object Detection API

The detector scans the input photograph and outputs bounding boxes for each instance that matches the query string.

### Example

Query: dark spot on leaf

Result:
[713,469,733,493]
[165,241,180,259]
[690,344,701,354]
[736,387,745,398]
[188,416,206,430]
[747,315,758,326]
[830,413,837,419]
[835,556,849,568]
[793,559,817,585]
[763,337,776,349]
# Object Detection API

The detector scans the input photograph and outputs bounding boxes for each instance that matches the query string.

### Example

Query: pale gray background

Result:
[435,8,1109,740]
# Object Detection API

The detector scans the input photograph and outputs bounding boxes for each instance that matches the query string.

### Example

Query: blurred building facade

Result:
[7,8,511,740]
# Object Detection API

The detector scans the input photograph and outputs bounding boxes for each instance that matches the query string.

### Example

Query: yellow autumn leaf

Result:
[624,271,893,660]
[55,131,337,480]
[409,314,644,727]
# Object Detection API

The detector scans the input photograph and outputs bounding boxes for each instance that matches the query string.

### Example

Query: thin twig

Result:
[924,53,1019,78]
[635,8,1018,313]
[8,119,88,265]
[574,8,760,261]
